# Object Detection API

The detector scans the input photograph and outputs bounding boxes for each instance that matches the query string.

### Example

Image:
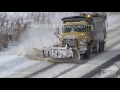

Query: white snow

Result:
[33,63,76,78]
[93,60,120,78]
[92,65,119,78]
[8,62,53,78]
[0,54,40,78]
[107,13,120,31]
[6,12,29,17]
[58,43,120,78]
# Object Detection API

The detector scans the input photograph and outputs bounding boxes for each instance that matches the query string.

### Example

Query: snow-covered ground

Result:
[0,12,120,78]
[107,13,120,31]
[92,65,119,78]
[58,43,120,78]
[0,54,40,78]
[5,27,120,78]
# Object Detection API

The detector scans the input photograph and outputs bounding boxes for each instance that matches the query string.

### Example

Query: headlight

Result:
[86,14,91,18]
[80,35,87,43]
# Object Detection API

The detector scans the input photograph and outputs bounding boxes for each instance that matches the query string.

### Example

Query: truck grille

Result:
[62,38,78,47]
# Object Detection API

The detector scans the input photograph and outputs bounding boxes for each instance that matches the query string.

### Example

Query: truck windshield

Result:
[62,25,86,33]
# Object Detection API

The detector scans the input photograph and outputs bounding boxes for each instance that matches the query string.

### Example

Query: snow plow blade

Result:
[42,47,80,63]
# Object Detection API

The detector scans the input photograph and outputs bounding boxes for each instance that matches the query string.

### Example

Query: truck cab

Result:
[42,12,107,63]
[57,12,107,59]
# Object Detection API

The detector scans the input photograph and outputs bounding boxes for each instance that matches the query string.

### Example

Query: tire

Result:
[99,42,102,53]
[101,41,105,51]
[95,41,99,54]
[83,44,90,59]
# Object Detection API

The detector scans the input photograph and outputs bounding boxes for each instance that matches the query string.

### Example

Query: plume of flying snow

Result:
[5,12,77,60]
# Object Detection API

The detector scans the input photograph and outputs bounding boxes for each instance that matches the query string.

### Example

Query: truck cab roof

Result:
[62,12,107,22]
[61,16,90,22]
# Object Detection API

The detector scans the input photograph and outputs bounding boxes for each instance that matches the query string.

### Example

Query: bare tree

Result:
[0,12,30,50]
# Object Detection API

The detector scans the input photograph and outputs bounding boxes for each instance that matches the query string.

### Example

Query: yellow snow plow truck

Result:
[42,12,108,63]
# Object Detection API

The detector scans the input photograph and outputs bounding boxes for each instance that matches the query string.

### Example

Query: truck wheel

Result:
[99,42,102,53]
[95,41,99,54]
[83,45,90,59]
[101,41,105,51]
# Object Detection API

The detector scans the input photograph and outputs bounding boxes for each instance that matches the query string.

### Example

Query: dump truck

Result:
[42,12,108,63]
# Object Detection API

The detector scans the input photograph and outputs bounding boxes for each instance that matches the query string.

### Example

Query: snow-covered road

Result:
[1,13,120,78]
[32,28,120,78]
[3,26,120,78]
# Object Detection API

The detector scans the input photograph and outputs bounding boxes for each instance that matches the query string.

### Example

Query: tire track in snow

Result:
[81,54,120,78]
[58,44,120,78]
[24,63,58,78]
